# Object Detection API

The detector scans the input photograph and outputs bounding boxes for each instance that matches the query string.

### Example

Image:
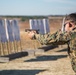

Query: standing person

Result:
[39,13,76,74]
[29,13,76,74]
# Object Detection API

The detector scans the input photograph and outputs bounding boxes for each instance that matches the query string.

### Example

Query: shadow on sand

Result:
[0,70,45,75]
[56,48,67,52]
[25,55,67,62]
[38,45,58,51]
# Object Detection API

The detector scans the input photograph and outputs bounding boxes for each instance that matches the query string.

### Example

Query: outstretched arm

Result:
[27,29,71,45]
[35,30,71,45]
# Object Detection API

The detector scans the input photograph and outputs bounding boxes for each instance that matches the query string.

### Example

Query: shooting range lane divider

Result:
[29,19,50,35]
[6,20,15,54]
[0,19,8,56]
[12,20,22,52]
[0,19,24,62]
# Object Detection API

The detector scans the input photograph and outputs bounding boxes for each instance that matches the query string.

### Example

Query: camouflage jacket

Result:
[36,28,76,57]
[35,28,76,73]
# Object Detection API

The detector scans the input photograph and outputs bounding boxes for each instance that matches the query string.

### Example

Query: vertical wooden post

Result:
[16,41,18,52]
[1,43,5,56]
[20,40,22,52]
[13,41,16,53]
[4,42,8,55]
[6,42,10,54]
[0,43,2,56]
[11,42,14,53]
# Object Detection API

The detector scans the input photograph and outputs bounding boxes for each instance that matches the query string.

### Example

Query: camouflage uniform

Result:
[37,28,76,73]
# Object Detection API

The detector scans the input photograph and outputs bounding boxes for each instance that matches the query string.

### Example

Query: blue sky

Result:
[0,0,76,15]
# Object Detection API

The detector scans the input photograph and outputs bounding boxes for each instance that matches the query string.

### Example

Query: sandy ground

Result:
[0,45,75,75]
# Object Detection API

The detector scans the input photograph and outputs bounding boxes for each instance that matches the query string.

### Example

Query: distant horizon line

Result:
[0,14,65,16]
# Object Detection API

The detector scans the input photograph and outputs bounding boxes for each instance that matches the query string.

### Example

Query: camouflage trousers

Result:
[71,57,76,73]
